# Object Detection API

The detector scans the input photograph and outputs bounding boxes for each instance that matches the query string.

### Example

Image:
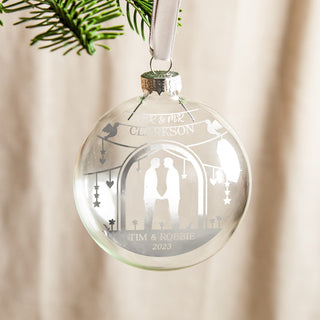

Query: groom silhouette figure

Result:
[163,157,180,229]
[144,158,161,230]
[143,157,181,230]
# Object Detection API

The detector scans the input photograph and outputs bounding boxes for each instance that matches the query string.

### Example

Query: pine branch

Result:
[0,0,182,54]
[1,0,125,54]
[123,0,182,41]
[123,0,152,40]
[0,2,5,26]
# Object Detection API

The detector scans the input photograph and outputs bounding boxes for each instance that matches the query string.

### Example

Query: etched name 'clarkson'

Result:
[129,124,195,137]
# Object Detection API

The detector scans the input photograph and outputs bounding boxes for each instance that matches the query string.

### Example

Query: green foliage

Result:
[124,0,152,40]
[123,0,182,40]
[0,2,5,26]
[1,0,125,54]
[0,0,182,55]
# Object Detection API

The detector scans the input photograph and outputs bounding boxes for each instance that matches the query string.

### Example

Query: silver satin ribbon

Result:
[149,0,181,61]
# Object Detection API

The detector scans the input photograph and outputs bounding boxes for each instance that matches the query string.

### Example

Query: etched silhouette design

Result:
[102,122,120,139]
[163,157,181,229]
[144,158,161,230]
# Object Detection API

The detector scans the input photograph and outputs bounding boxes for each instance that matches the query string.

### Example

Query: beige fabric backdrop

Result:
[1,0,320,319]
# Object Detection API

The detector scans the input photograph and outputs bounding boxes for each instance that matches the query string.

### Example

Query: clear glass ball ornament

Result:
[74,71,251,270]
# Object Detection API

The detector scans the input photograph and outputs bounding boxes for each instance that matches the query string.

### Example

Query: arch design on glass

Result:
[82,115,242,257]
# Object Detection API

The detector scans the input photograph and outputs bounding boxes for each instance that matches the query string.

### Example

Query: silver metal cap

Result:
[141,71,182,95]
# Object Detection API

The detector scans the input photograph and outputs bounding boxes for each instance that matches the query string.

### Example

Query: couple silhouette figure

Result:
[144,157,180,230]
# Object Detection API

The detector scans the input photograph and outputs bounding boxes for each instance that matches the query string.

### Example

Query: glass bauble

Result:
[74,71,251,270]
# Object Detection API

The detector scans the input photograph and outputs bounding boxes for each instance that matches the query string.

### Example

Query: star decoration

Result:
[225,181,230,188]
[94,185,99,190]
[93,201,101,207]
[224,198,231,205]
[94,193,99,198]
[182,174,187,179]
